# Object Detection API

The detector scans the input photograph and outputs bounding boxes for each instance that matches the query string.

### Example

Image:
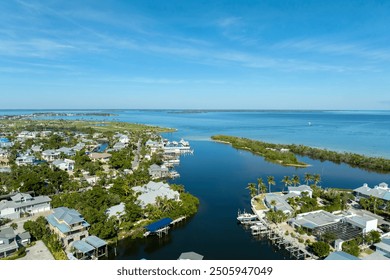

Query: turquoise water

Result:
[1,109,390,259]
[5,109,389,157]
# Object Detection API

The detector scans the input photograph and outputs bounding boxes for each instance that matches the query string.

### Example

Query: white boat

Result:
[237,210,257,222]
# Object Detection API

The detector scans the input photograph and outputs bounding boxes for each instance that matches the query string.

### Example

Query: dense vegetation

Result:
[212,135,390,173]
[212,135,308,167]
[311,241,330,258]
[23,216,67,260]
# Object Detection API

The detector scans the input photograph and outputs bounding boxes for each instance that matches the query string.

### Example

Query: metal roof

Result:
[0,227,16,239]
[145,218,173,232]
[85,235,107,248]
[73,240,95,253]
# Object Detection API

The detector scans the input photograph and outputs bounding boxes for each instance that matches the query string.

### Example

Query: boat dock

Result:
[237,209,315,260]
[144,216,187,238]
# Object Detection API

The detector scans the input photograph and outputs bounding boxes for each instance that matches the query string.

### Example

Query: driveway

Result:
[19,240,55,260]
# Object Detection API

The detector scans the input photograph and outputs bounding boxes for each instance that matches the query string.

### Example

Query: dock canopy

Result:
[73,240,95,254]
[145,218,173,232]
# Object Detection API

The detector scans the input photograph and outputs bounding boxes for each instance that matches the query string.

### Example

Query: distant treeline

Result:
[211,135,308,167]
[211,135,390,173]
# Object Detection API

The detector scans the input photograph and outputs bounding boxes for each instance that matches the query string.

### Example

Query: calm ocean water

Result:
[1,110,390,259]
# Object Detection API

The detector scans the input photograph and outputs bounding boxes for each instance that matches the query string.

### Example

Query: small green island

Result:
[211,135,390,173]
[0,119,198,260]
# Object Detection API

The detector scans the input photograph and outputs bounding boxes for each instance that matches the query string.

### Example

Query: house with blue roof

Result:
[46,207,90,247]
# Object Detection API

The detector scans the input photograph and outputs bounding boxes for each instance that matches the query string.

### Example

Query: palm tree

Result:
[270,199,277,210]
[304,173,312,185]
[246,183,257,198]
[292,175,300,187]
[267,176,276,193]
[313,174,321,186]
[257,178,264,195]
[281,176,291,192]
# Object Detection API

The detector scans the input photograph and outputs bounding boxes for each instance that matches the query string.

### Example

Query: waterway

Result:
[1,110,390,259]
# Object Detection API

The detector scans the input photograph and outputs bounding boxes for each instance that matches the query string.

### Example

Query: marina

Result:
[237,209,315,260]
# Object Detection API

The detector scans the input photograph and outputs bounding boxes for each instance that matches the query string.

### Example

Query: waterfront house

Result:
[148,164,169,179]
[288,185,313,198]
[354,183,390,202]
[72,235,108,260]
[105,203,125,219]
[264,193,294,215]
[289,210,363,240]
[46,207,90,247]
[345,214,378,234]
[52,159,75,171]
[42,149,61,162]
[0,192,51,219]
[133,181,180,208]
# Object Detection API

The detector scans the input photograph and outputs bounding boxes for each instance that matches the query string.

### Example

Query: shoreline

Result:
[212,135,390,173]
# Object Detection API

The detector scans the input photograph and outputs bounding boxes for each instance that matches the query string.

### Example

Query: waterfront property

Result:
[289,210,366,241]
[264,193,294,215]
[72,235,108,260]
[144,217,173,238]
[345,214,378,234]
[105,202,125,219]
[288,185,313,198]
[354,182,390,202]
[46,207,90,247]
[133,181,180,208]
[148,164,169,179]
[0,193,51,219]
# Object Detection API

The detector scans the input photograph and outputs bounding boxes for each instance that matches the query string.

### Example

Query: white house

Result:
[354,182,390,202]
[345,214,378,234]
[0,193,51,219]
[264,193,294,215]
[132,181,180,208]
[148,164,169,179]
[288,185,313,198]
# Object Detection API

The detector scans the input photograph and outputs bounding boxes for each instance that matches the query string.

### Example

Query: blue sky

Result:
[1,0,390,109]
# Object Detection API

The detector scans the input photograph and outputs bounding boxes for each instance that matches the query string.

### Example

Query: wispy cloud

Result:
[275,38,390,61]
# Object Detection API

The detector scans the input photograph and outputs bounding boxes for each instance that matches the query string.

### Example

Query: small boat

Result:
[237,210,257,223]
